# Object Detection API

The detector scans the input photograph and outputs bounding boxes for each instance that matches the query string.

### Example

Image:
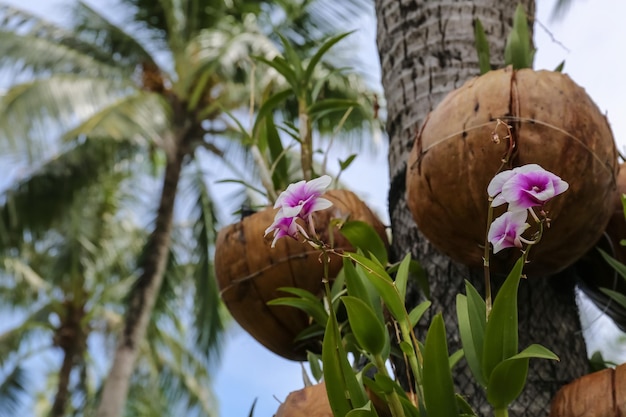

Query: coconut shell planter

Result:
[214,189,388,361]
[406,66,618,275]
[549,363,626,416]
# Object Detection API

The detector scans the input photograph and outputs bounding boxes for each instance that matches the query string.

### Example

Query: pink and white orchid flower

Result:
[265,175,333,247]
[488,164,569,212]
[264,215,299,248]
[488,211,530,254]
[273,175,333,220]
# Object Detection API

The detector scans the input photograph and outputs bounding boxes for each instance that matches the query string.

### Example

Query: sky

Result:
[1,0,626,416]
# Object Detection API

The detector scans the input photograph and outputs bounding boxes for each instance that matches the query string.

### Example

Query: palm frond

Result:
[0,303,57,362]
[70,1,158,69]
[0,364,28,417]
[0,75,136,152]
[0,29,130,79]
[61,91,171,148]
[187,161,224,359]
[0,138,132,249]
[550,0,575,21]
[272,0,373,46]
[0,3,131,70]
[119,0,264,42]
[148,317,218,417]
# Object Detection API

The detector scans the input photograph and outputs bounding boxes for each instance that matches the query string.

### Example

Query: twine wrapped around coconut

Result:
[215,189,388,361]
[406,66,618,275]
[549,363,626,416]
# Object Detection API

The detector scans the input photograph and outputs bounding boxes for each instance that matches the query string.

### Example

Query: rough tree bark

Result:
[375,1,589,415]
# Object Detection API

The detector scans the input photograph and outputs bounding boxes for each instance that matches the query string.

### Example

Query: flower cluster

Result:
[487,164,568,253]
[264,175,333,247]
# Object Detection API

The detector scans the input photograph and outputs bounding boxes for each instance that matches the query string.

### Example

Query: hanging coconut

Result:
[215,189,388,361]
[406,66,618,275]
[274,382,393,417]
[549,363,626,416]
[275,382,331,417]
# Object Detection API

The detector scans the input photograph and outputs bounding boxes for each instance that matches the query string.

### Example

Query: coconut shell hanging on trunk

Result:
[215,189,388,361]
[549,363,626,416]
[406,66,618,275]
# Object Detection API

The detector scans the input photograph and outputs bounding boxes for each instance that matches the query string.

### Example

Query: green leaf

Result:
[303,31,353,88]
[589,351,609,372]
[308,99,359,122]
[600,288,626,309]
[277,32,303,82]
[456,280,487,387]
[268,296,328,327]
[449,349,464,370]
[473,18,491,74]
[344,258,375,307]
[342,296,388,356]
[308,351,324,382]
[482,258,524,381]
[408,300,431,327]
[487,357,528,408]
[346,402,377,417]
[252,55,299,92]
[322,301,368,416]
[395,253,412,300]
[340,221,388,265]
[553,61,565,72]
[504,4,535,69]
[339,154,358,171]
[251,89,293,138]
[348,253,406,322]
[423,314,460,417]
[598,248,626,283]
[455,394,478,416]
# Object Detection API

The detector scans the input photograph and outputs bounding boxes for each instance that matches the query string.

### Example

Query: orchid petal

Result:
[488,211,530,254]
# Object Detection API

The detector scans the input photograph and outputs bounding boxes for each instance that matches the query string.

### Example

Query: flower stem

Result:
[373,354,406,417]
[299,98,313,181]
[495,408,509,417]
[398,321,424,403]
[483,202,495,319]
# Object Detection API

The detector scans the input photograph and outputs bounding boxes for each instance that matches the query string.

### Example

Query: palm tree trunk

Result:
[96,145,185,417]
[50,341,76,417]
[375,0,589,415]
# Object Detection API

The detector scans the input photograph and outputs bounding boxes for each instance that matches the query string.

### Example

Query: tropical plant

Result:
[0,0,376,415]
[375,0,592,415]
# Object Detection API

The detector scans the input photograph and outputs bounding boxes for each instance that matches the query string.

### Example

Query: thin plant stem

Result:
[373,354,406,417]
[398,321,424,405]
[484,119,517,319]
[495,408,509,417]
[483,202,495,318]
[299,98,313,181]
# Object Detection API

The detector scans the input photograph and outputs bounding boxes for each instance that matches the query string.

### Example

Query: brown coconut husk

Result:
[274,382,331,417]
[274,382,394,417]
[215,189,388,361]
[406,66,618,275]
[549,363,626,416]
